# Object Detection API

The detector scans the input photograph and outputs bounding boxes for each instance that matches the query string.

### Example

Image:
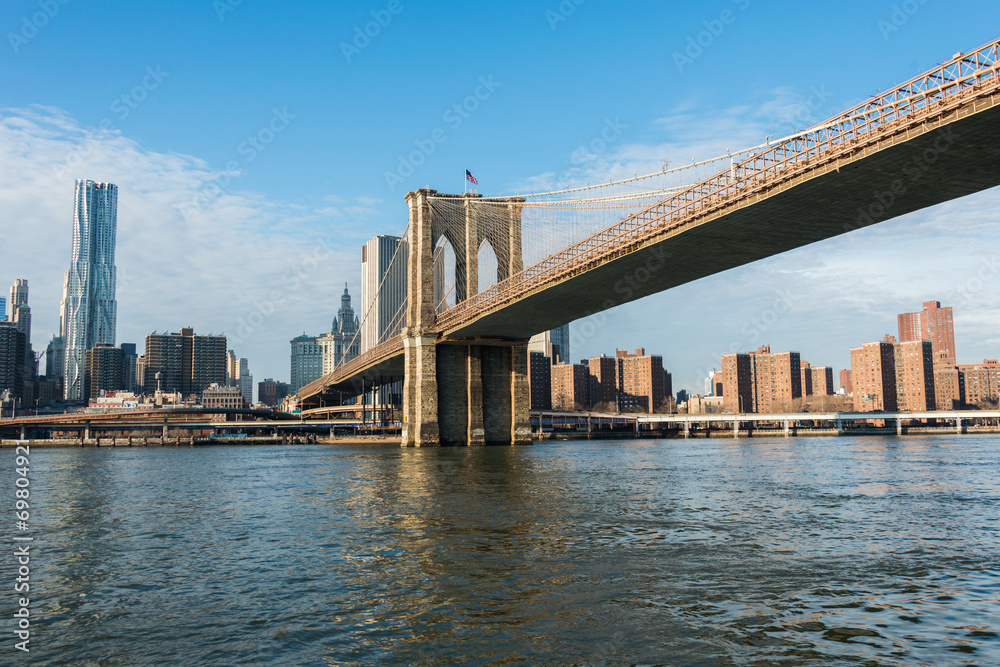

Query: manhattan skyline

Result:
[1,1,999,393]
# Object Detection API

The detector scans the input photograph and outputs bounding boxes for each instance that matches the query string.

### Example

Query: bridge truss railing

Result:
[436,38,1000,332]
[299,335,405,398]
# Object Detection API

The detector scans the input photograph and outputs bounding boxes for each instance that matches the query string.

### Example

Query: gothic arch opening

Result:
[433,236,458,313]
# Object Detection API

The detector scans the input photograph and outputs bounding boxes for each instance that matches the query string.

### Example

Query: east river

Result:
[2,435,998,665]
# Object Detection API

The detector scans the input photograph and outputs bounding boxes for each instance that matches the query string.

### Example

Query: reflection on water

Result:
[2,435,998,665]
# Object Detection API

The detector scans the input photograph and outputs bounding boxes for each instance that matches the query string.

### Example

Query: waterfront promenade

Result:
[3,408,999,446]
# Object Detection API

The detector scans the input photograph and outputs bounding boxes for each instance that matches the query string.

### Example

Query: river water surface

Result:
[2,435,998,665]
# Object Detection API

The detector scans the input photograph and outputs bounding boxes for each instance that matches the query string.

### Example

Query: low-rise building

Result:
[959,358,1000,406]
[202,383,246,410]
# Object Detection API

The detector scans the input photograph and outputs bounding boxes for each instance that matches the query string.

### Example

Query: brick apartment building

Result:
[840,368,853,395]
[588,355,617,408]
[893,339,936,411]
[898,301,956,365]
[749,346,802,413]
[615,348,666,413]
[958,358,1000,405]
[720,352,752,413]
[552,362,589,410]
[850,338,898,411]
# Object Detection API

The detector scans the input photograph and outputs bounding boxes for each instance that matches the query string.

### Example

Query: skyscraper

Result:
[0,297,6,322]
[0,322,27,403]
[290,334,322,394]
[9,279,28,317]
[527,325,570,364]
[8,280,33,382]
[45,336,65,379]
[61,180,118,400]
[236,357,253,405]
[361,235,407,352]
[319,284,361,373]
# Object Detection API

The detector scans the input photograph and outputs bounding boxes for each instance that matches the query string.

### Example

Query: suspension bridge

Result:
[300,38,1000,446]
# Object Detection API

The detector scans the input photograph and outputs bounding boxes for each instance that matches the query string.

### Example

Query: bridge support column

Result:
[20,425,26,440]
[896,418,903,435]
[783,419,790,437]
[434,342,531,446]
[683,421,690,438]
[836,419,843,435]
[401,188,531,446]
[733,418,739,437]
[402,335,440,447]
[956,416,963,434]
[84,422,91,440]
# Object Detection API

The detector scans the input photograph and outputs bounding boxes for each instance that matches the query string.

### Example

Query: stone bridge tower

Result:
[401,189,532,446]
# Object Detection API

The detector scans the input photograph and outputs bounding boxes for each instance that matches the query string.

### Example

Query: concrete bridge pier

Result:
[402,339,531,446]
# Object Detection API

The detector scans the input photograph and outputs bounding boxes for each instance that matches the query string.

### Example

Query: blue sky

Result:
[1,0,999,394]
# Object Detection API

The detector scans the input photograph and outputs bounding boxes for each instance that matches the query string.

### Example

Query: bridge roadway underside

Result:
[311,355,405,397]
[445,105,1000,339]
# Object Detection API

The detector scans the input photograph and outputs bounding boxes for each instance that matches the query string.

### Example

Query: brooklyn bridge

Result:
[299,39,1000,447]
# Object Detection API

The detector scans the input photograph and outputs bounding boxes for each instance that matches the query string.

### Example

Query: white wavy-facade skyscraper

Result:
[60,180,118,400]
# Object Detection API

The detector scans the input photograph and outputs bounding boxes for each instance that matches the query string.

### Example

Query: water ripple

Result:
[1,435,997,665]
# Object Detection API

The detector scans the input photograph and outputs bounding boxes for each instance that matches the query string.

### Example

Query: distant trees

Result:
[975,397,999,411]
[654,397,677,414]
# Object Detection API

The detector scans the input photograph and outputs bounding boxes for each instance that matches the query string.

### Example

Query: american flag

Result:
[465,169,478,185]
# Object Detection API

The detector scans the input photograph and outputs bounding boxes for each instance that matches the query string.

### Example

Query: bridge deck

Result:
[302,43,1000,403]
